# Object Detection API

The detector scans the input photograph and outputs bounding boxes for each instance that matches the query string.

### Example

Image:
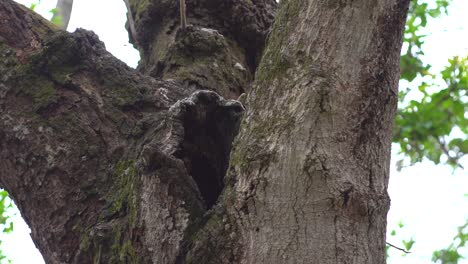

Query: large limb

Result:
[125,0,277,99]
[0,1,243,263]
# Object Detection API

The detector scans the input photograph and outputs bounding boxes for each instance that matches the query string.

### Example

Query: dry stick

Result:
[180,0,187,29]
[123,0,138,45]
[386,242,411,254]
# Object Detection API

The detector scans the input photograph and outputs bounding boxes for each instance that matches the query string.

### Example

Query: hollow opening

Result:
[189,154,223,208]
[177,93,243,209]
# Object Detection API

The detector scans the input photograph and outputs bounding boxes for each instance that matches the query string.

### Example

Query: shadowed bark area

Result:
[0,1,244,262]
[125,0,277,99]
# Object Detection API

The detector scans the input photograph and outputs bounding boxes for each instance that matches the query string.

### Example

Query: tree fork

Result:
[125,0,277,99]
[0,0,411,263]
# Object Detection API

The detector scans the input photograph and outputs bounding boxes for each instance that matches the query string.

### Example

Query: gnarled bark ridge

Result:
[0,0,409,263]
[126,0,277,99]
[0,1,246,262]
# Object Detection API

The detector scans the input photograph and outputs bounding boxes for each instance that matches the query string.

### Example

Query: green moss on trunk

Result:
[74,160,142,263]
[108,160,138,225]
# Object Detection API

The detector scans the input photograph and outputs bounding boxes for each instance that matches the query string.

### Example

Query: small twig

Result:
[179,0,187,29]
[386,242,411,254]
[437,137,464,169]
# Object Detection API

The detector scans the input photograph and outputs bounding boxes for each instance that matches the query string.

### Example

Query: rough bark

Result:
[1,1,243,263]
[0,0,409,263]
[125,0,277,99]
[228,0,409,263]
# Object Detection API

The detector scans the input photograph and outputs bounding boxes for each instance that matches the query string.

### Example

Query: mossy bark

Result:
[1,2,243,263]
[126,0,277,99]
[1,0,409,263]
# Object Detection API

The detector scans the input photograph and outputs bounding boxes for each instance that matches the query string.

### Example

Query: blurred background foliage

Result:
[396,0,467,170]
[0,191,13,263]
[394,0,467,262]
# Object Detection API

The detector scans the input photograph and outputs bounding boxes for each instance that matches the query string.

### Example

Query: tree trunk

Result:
[0,0,408,263]
[228,0,409,262]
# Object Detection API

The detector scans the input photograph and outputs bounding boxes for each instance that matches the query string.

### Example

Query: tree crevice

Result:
[0,0,410,262]
[172,91,244,209]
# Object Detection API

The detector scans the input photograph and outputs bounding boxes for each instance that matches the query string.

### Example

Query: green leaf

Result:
[0,189,14,262]
[433,222,468,263]
[395,55,468,168]
[403,238,415,251]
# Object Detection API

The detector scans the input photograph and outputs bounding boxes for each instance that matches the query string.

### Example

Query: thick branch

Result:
[125,0,277,99]
[0,0,56,58]
[0,1,244,263]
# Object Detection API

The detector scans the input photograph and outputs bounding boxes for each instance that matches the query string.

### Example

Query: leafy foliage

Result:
[387,221,415,257]
[50,8,64,27]
[395,56,468,168]
[395,0,468,169]
[395,0,467,263]
[400,0,450,82]
[0,190,14,263]
[432,222,468,263]
[29,0,63,27]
